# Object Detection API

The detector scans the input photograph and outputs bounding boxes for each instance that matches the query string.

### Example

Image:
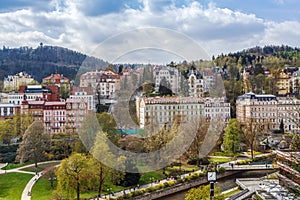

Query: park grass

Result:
[138,171,166,185]
[212,151,236,157]
[21,161,61,173]
[209,157,232,164]
[3,162,34,170]
[31,177,57,200]
[0,172,33,200]
[223,188,242,198]
[31,171,126,200]
[247,151,263,156]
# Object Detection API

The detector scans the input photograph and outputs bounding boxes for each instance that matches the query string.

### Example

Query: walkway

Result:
[0,160,61,200]
[223,163,275,171]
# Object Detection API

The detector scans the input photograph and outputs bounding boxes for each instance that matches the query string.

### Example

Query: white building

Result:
[136,96,230,128]
[188,70,204,97]
[202,68,216,92]
[79,70,120,100]
[0,103,19,120]
[204,97,231,120]
[153,66,181,94]
[66,98,88,133]
[290,67,300,94]
[70,87,94,111]
[3,72,35,91]
[8,93,43,105]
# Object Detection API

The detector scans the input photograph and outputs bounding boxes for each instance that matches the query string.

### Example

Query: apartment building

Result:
[42,74,70,87]
[0,103,19,121]
[153,66,181,94]
[236,92,300,133]
[66,98,88,133]
[277,70,291,95]
[44,102,66,134]
[290,68,300,94]
[79,70,120,100]
[136,96,230,128]
[3,72,35,91]
[188,70,204,97]
[20,96,88,134]
[70,87,94,111]
[8,85,60,105]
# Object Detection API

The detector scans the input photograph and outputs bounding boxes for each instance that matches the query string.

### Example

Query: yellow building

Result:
[276,70,291,95]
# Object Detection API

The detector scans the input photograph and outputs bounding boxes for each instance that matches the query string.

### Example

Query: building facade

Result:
[70,87,94,111]
[79,70,120,100]
[20,97,88,134]
[8,85,60,105]
[153,66,181,94]
[236,92,300,133]
[0,103,19,121]
[137,96,230,128]
[3,72,35,91]
[188,70,204,97]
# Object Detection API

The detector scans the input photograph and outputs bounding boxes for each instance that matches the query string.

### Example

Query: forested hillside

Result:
[0,44,108,82]
[214,45,300,68]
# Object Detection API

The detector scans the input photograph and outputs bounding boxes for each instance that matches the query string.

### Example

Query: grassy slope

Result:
[0,172,33,200]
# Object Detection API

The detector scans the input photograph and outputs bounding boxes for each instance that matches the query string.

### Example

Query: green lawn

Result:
[209,157,232,164]
[3,162,33,170]
[31,172,126,200]
[246,151,263,156]
[21,162,61,173]
[31,177,56,200]
[139,171,166,185]
[0,172,33,200]
[223,188,242,198]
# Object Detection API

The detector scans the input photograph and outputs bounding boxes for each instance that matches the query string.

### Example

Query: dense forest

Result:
[0,44,109,82]
[214,45,300,68]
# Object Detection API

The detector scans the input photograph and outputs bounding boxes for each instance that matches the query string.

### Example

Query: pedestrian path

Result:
[0,160,61,200]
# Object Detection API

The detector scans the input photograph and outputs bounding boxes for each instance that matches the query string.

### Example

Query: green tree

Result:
[185,184,223,200]
[279,119,284,133]
[90,132,125,199]
[55,153,89,200]
[290,134,300,151]
[142,81,154,96]
[0,119,15,144]
[16,121,50,167]
[223,119,242,154]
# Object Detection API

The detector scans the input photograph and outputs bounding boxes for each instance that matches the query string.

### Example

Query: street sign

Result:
[207,171,216,181]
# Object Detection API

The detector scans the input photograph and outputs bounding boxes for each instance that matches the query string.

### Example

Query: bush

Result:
[146,186,155,192]
[217,167,226,174]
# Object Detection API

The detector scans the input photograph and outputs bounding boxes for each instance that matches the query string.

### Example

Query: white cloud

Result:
[0,0,300,62]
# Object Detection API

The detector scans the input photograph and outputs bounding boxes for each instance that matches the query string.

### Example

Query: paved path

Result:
[0,160,61,200]
[0,160,60,175]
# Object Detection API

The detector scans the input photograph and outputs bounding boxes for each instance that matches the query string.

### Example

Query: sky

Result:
[1,0,300,63]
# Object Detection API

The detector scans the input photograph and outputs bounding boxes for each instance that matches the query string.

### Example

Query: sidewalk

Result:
[21,172,42,200]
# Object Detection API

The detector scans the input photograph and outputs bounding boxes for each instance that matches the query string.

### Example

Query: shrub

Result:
[146,186,155,192]
[217,167,226,174]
